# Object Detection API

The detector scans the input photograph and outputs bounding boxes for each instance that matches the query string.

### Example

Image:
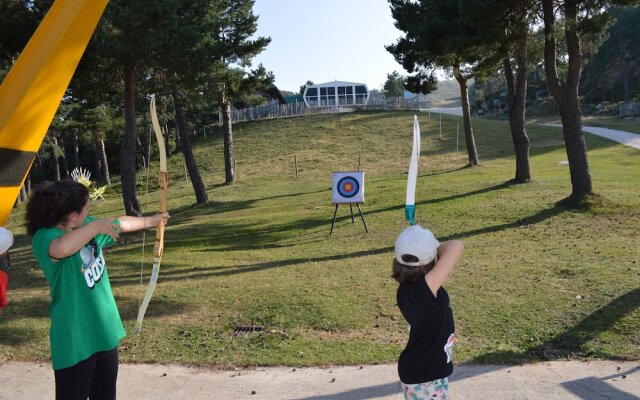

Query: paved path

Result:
[544,123,640,150]
[423,107,640,150]
[1,360,639,399]
[423,107,463,117]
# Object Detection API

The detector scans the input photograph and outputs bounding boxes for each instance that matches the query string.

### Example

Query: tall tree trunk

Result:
[173,87,208,204]
[218,92,235,183]
[94,139,104,184]
[542,0,593,200]
[58,135,69,178]
[73,128,80,169]
[162,125,171,160]
[174,120,182,153]
[17,174,31,204]
[51,136,61,181]
[453,60,479,166]
[141,111,150,169]
[618,35,630,104]
[503,24,531,183]
[120,65,141,216]
[101,138,111,186]
[20,183,27,203]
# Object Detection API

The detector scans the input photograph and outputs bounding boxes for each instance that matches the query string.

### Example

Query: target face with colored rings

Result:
[332,171,365,204]
[337,176,359,198]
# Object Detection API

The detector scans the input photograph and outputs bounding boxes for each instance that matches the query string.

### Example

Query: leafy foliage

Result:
[581,6,640,103]
[383,71,406,98]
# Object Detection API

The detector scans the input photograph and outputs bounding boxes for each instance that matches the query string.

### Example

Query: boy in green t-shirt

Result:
[27,180,169,400]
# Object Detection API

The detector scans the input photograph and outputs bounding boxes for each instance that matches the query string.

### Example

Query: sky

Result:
[251,0,406,93]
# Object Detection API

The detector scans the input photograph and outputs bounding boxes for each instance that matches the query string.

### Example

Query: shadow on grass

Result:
[0,324,41,346]
[114,295,188,323]
[0,296,49,345]
[153,215,331,253]
[472,288,640,363]
[108,245,394,286]
[165,186,329,224]
[106,196,569,289]
[105,179,526,258]
[367,180,519,218]
[439,200,569,241]
[113,182,569,270]
[446,288,640,399]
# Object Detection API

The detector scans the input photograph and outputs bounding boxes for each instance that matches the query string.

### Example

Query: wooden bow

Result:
[135,94,168,334]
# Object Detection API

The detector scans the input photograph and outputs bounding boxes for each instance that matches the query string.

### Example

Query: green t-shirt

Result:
[32,216,125,370]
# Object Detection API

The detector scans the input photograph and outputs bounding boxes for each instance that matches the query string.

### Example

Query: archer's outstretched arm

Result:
[118,213,170,233]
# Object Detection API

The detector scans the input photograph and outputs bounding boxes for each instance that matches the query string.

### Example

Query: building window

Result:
[305,87,318,106]
[320,87,335,105]
[355,86,367,104]
[305,83,368,107]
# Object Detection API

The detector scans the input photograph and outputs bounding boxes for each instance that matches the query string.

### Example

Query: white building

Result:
[303,81,369,107]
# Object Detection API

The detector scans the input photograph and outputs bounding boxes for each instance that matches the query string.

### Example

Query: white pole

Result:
[456,123,460,153]
[439,113,442,139]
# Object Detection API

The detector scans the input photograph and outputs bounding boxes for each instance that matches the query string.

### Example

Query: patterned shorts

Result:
[401,377,449,400]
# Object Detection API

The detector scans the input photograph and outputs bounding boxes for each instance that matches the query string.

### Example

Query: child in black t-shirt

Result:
[392,225,464,400]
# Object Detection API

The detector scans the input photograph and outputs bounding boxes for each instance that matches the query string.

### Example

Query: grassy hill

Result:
[425,79,461,107]
[3,111,639,367]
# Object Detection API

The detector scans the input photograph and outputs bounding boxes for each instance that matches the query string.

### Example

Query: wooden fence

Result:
[221,102,356,124]
[218,98,437,125]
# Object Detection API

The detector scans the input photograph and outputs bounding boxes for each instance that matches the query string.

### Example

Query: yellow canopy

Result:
[0,0,109,226]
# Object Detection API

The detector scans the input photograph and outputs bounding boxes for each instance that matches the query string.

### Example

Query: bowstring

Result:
[138,119,153,309]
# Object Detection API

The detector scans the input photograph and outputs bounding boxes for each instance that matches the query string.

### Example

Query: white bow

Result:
[405,115,420,225]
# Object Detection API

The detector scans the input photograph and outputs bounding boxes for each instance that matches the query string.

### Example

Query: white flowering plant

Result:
[71,167,107,201]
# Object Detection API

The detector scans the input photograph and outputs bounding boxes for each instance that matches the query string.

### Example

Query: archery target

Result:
[332,171,365,204]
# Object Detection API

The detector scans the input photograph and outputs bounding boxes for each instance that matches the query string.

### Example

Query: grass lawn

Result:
[2,111,639,367]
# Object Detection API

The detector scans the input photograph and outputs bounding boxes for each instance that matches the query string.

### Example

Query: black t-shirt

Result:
[396,276,455,384]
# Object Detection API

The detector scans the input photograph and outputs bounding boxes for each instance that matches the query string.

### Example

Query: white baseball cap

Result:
[0,227,14,254]
[395,225,440,267]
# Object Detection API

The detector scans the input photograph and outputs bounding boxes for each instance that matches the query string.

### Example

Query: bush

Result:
[525,97,560,116]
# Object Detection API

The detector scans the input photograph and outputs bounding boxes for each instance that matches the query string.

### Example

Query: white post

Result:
[439,113,442,139]
[456,123,459,153]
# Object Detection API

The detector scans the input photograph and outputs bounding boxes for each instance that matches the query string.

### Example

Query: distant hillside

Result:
[424,79,461,107]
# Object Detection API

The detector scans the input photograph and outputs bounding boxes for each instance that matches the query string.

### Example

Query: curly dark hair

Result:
[391,254,436,284]
[26,180,90,237]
